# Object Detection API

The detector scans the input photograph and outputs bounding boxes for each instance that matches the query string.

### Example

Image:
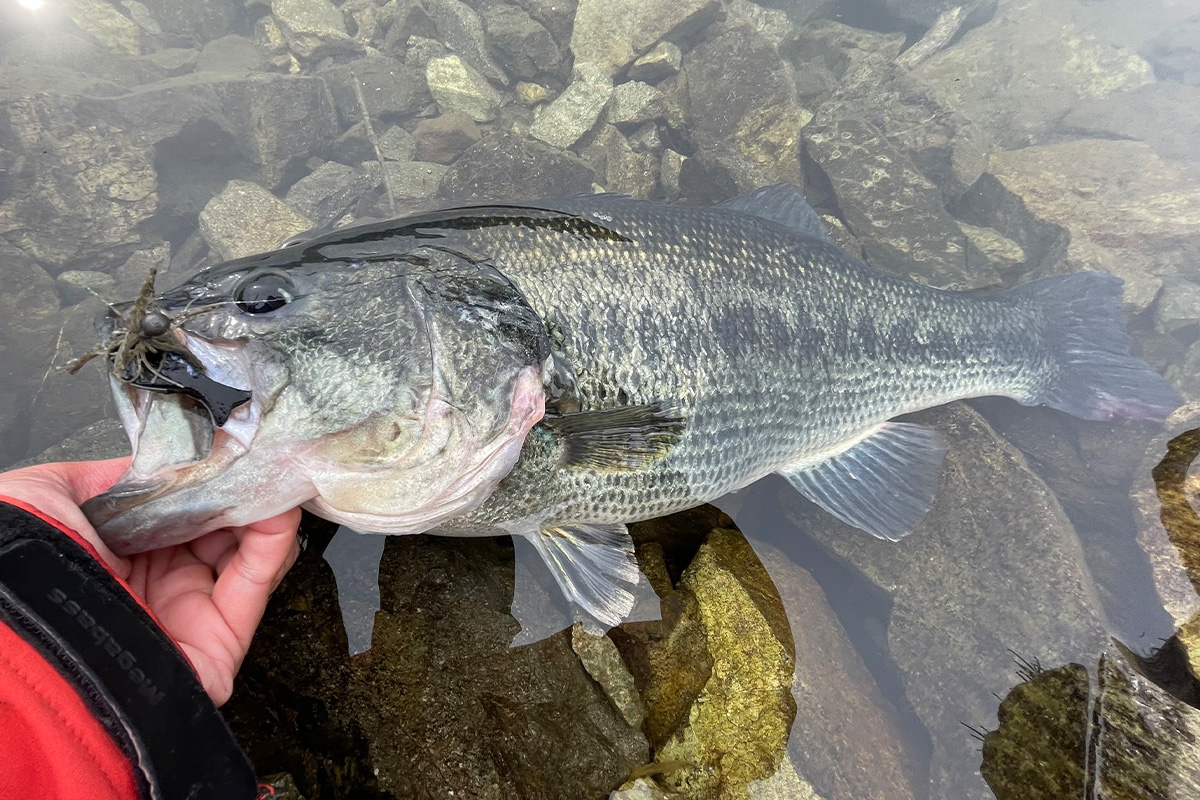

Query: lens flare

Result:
[18,0,45,9]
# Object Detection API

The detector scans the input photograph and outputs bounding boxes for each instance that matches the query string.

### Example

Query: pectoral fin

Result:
[779,422,947,541]
[521,522,639,627]
[542,401,685,472]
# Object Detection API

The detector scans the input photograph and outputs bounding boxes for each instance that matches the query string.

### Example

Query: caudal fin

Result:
[1016,272,1181,422]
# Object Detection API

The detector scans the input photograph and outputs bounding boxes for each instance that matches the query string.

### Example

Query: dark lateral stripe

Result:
[0,503,257,800]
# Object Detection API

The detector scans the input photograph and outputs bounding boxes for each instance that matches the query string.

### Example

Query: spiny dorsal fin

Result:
[717,183,831,243]
[542,401,686,472]
[779,421,947,541]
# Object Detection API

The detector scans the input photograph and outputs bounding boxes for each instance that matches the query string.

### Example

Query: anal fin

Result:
[522,522,639,628]
[780,422,947,541]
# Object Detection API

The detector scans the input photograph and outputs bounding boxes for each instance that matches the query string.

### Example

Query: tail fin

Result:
[1016,272,1181,422]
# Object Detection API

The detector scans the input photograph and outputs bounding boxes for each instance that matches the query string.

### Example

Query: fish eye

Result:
[235,272,295,314]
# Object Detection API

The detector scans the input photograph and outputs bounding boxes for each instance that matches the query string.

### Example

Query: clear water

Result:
[1,0,1198,798]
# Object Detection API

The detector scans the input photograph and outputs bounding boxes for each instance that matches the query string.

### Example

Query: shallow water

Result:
[2,0,1199,798]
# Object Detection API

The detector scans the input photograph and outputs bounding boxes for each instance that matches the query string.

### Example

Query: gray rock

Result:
[376,0,429,57]
[224,532,647,800]
[606,81,666,126]
[626,122,663,156]
[323,56,430,126]
[18,419,128,469]
[569,0,720,76]
[75,72,338,200]
[271,0,362,60]
[660,149,684,200]
[1168,344,1200,402]
[1062,81,1200,163]
[55,270,116,307]
[401,35,448,69]
[376,161,448,198]
[412,112,480,164]
[804,108,997,290]
[975,139,1200,314]
[513,0,576,47]
[787,404,1110,800]
[913,0,1154,149]
[66,0,147,57]
[422,0,509,86]
[199,180,313,261]
[377,125,416,162]
[794,20,990,200]
[440,132,594,201]
[956,222,1025,273]
[721,0,796,50]
[197,35,265,75]
[1156,280,1200,336]
[426,54,503,122]
[332,121,379,165]
[481,3,562,81]
[1144,14,1200,85]
[529,62,613,149]
[0,240,68,465]
[0,91,157,273]
[138,0,237,46]
[113,242,172,297]
[627,41,682,82]
[285,162,374,226]
[579,125,657,198]
[142,47,200,76]
[683,24,808,194]
[878,0,995,30]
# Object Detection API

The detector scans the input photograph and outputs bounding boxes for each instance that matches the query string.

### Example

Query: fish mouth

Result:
[82,333,277,534]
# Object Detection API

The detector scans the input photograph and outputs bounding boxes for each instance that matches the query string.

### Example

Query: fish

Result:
[83,184,1181,628]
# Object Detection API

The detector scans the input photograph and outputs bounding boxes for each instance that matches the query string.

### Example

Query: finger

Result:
[44,457,133,505]
[210,508,302,647]
[187,529,239,572]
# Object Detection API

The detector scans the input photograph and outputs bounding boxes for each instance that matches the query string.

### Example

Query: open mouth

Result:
[85,333,272,525]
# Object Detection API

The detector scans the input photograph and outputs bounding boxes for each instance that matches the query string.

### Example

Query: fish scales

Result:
[428,196,1050,530]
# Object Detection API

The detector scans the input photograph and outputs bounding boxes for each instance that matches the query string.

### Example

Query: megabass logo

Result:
[46,587,166,706]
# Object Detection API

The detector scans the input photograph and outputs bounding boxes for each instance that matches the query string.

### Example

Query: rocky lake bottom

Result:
[2,0,1200,797]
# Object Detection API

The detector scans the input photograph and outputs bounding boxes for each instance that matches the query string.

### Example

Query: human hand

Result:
[0,458,301,705]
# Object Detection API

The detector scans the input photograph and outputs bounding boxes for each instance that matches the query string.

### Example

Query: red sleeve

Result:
[0,500,259,800]
[0,621,139,799]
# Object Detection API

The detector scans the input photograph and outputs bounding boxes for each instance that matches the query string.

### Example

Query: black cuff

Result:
[0,502,258,800]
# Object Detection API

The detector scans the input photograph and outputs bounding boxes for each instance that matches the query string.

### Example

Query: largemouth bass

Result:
[83,184,1180,626]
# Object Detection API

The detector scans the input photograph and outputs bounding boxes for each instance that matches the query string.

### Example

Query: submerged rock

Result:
[422,0,509,86]
[788,404,1109,800]
[606,82,666,127]
[805,109,996,290]
[982,649,1200,799]
[285,162,374,227]
[913,0,1154,149]
[579,125,657,198]
[970,139,1200,314]
[683,24,808,194]
[199,180,312,261]
[628,42,682,83]
[426,54,503,122]
[569,0,719,77]
[529,62,613,149]
[1143,14,1200,85]
[1062,81,1200,163]
[271,0,362,60]
[794,20,992,201]
[323,56,430,127]
[226,527,647,800]
[0,90,157,272]
[413,112,479,164]
[1133,405,1200,682]
[481,3,563,81]
[440,132,595,200]
[55,270,116,307]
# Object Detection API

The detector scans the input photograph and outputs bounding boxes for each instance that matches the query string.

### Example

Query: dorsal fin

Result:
[717,184,831,242]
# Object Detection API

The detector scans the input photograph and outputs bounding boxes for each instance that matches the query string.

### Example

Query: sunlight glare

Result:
[18,0,45,10]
